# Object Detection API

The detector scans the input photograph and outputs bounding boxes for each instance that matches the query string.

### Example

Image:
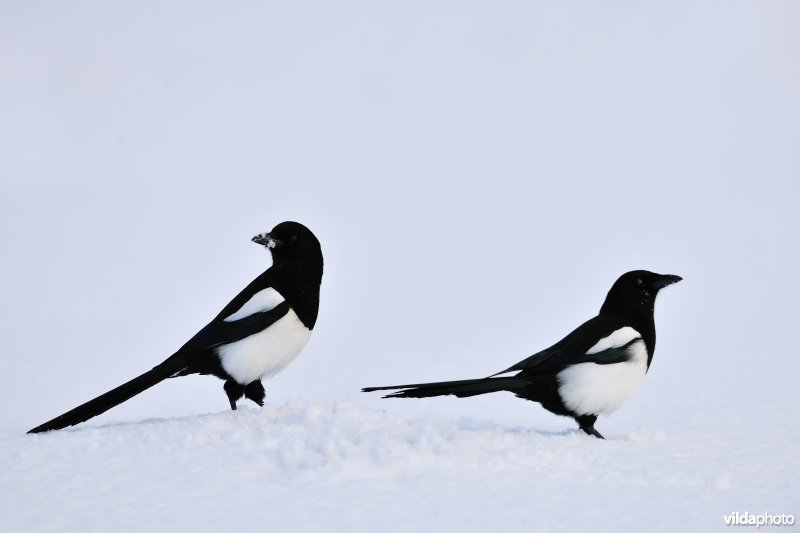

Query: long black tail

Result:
[362,376,528,399]
[28,357,188,434]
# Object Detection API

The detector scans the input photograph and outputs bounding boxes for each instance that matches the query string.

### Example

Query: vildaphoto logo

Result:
[724,512,795,527]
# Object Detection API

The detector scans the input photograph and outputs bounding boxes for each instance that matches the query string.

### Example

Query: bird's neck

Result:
[271,260,323,329]
[639,318,656,367]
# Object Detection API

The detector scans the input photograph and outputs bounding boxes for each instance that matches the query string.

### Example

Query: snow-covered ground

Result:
[1,1,798,532]
[5,398,798,532]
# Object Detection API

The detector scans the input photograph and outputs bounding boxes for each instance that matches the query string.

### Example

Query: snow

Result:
[4,400,798,532]
[2,0,799,531]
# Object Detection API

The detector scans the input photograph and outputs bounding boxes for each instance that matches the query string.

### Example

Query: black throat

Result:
[269,257,323,329]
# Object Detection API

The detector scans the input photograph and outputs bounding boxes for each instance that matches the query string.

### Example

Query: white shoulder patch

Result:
[556,327,649,417]
[223,287,285,322]
[557,338,648,416]
[218,308,311,383]
[586,327,641,354]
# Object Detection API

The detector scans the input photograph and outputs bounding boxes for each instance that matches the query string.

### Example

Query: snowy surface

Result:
[1,1,799,532]
[4,400,798,532]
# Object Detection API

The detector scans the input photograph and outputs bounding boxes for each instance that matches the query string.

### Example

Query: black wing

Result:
[171,266,293,354]
[489,314,634,376]
[211,268,277,322]
[176,301,291,354]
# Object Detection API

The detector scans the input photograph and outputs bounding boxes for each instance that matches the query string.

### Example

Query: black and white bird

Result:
[28,221,323,434]
[363,270,680,438]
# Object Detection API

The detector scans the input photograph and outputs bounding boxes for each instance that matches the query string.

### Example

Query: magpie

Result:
[28,221,323,434]
[363,270,681,438]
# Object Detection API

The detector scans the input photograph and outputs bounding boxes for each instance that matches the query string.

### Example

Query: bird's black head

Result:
[599,270,682,320]
[252,221,323,278]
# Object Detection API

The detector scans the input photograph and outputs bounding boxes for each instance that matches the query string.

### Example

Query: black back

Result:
[178,221,324,357]
[496,270,681,374]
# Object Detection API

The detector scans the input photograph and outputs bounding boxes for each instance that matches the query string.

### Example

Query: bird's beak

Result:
[651,274,682,290]
[252,232,281,249]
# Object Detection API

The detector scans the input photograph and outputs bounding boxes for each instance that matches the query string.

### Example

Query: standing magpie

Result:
[28,221,323,434]
[363,270,681,438]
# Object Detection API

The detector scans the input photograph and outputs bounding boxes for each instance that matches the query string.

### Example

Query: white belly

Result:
[557,338,648,416]
[217,308,311,384]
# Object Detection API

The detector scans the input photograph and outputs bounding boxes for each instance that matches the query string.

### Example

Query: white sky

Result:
[1,0,798,432]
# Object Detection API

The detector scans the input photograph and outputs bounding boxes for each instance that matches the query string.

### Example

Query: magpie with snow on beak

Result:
[364,271,681,439]
[29,221,323,433]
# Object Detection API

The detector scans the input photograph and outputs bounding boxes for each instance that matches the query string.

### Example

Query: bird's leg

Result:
[223,380,245,411]
[244,380,266,407]
[575,415,605,439]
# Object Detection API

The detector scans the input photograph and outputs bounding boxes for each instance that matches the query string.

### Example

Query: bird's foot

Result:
[244,380,266,407]
[581,426,605,439]
[224,380,245,411]
[575,415,605,439]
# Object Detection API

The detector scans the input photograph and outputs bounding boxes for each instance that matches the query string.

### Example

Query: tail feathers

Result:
[28,357,188,434]
[362,377,528,399]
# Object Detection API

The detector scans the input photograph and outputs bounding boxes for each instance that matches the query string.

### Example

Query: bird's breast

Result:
[556,338,648,416]
[216,308,311,384]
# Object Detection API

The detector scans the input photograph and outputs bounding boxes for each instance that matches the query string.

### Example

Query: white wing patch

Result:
[586,326,641,354]
[217,308,311,384]
[223,287,285,322]
[557,327,647,416]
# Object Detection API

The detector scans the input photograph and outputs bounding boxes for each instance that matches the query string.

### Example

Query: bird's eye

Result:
[290,235,298,244]
[635,278,644,286]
